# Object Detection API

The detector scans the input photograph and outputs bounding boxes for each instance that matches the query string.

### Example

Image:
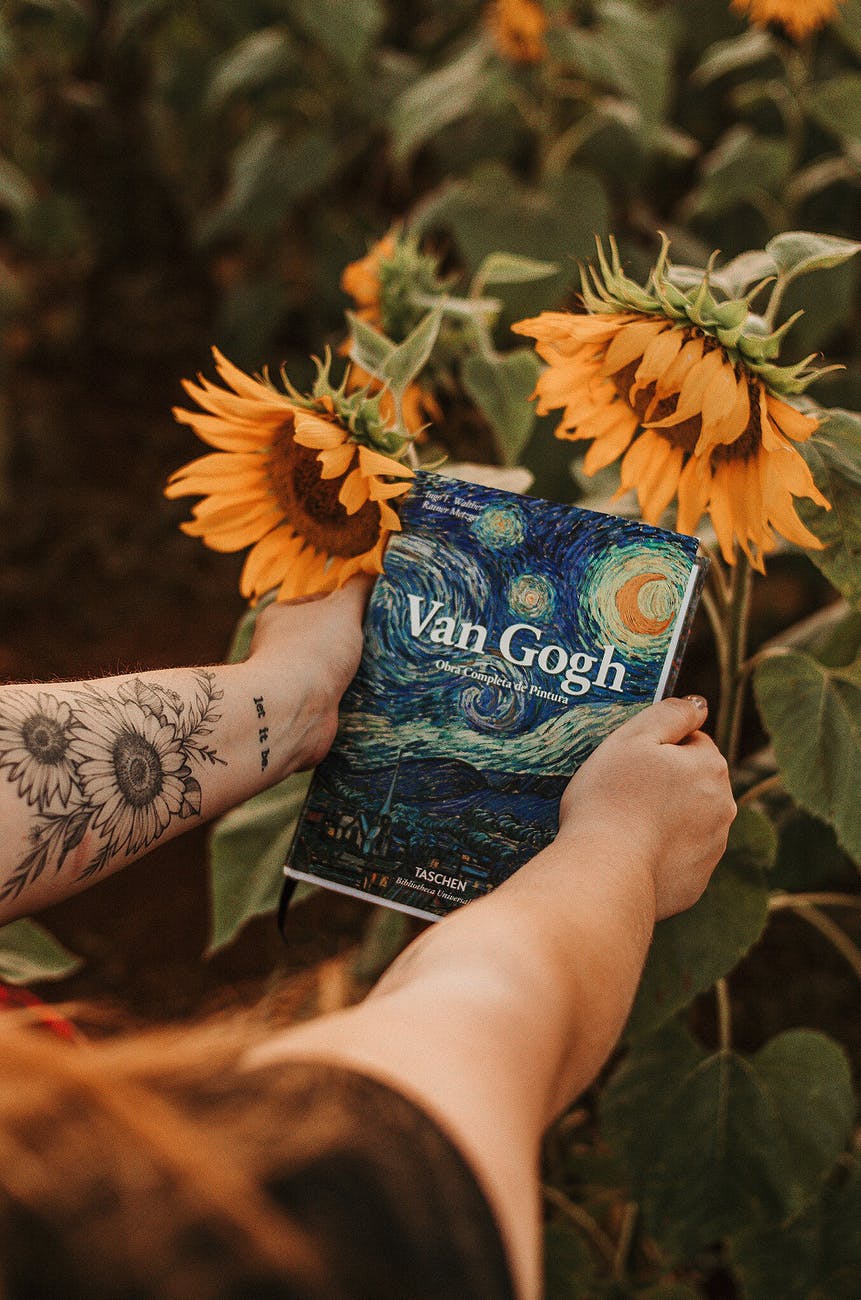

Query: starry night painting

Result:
[286,472,704,921]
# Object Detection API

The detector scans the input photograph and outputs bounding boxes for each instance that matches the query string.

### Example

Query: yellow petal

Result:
[602,318,668,377]
[675,456,711,535]
[368,477,413,501]
[240,527,302,600]
[339,468,371,514]
[377,499,402,531]
[317,443,356,480]
[181,375,289,424]
[634,325,685,387]
[706,463,737,564]
[172,406,270,452]
[653,335,705,398]
[293,410,346,450]
[668,347,725,421]
[357,445,415,478]
[582,418,638,474]
[277,545,318,601]
[697,362,745,449]
[181,517,272,553]
[211,347,284,404]
[765,394,819,443]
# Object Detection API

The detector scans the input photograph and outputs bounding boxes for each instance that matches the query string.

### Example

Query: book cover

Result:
[285,472,705,922]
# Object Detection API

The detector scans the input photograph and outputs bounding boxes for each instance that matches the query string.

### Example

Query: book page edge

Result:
[284,868,443,923]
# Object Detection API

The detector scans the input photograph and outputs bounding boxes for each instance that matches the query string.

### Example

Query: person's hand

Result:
[558,696,735,920]
[245,574,375,770]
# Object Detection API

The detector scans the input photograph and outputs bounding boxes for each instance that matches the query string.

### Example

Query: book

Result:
[283,471,706,923]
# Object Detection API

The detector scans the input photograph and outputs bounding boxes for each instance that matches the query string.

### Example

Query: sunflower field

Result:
[2,0,861,1295]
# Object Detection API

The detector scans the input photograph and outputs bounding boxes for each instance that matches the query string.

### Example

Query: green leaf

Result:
[413,164,609,317]
[285,0,383,72]
[346,311,396,380]
[205,29,297,108]
[692,28,776,85]
[461,350,542,467]
[798,410,861,610]
[774,808,857,892]
[544,25,634,96]
[352,907,411,983]
[804,73,861,146]
[687,126,792,219]
[543,1221,597,1299]
[638,1287,701,1300]
[754,649,861,868]
[389,42,492,163]
[602,1024,854,1257]
[473,252,558,289]
[208,772,310,954]
[226,595,278,664]
[837,0,861,57]
[731,1150,861,1300]
[0,919,82,985]
[199,124,338,243]
[627,807,773,1038]
[381,307,443,397]
[0,156,36,217]
[766,231,861,284]
[594,0,674,132]
[713,249,777,298]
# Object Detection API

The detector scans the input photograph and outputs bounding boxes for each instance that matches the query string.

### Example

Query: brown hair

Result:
[0,1002,326,1300]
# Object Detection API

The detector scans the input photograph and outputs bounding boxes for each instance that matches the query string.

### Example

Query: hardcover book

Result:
[284,472,705,922]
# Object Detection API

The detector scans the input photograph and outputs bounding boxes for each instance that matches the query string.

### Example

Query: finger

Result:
[622,695,709,745]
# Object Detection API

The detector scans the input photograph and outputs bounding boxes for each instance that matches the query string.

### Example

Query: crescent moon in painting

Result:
[615,572,674,636]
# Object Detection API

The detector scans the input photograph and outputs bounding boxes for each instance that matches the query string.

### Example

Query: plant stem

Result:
[715,978,732,1051]
[769,892,861,913]
[714,551,753,765]
[612,1203,638,1281]
[763,272,789,329]
[542,1186,617,1267]
[789,905,861,984]
[738,772,783,807]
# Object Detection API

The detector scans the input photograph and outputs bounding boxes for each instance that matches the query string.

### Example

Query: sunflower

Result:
[341,231,444,436]
[166,348,414,602]
[732,0,844,40]
[485,0,548,62]
[513,240,831,571]
[0,691,76,809]
[71,695,189,857]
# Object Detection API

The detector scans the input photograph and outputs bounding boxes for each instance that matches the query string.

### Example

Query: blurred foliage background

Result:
[2,0,861,1295]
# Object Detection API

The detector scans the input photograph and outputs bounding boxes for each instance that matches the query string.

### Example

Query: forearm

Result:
[249,834,656,1300]
[372,829,656,1124]
[0,657,318,923]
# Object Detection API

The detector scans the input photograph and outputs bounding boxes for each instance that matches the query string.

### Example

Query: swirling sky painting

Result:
[288,472,703,921]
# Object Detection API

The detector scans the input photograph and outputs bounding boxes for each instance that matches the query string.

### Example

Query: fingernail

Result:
[685,694,707,712]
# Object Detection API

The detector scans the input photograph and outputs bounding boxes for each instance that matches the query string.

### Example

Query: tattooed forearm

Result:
[253,695,270,773]
[0,672,226,903]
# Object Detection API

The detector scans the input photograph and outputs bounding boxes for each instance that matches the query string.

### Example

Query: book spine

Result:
[653,555,708,701]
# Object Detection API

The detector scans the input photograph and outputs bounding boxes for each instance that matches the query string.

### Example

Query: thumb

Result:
[624,695,708,745]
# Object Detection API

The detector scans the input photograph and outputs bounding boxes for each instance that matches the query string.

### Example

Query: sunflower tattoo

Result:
[0,673,225,902]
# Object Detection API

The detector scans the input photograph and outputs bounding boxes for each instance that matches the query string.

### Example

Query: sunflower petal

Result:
[357,445,415,478]
[765,393,819,442]
[602,319,668,377]
[367,478,413,501]
[377,500,402,531]
[317,443,355,480]
[293,410,347,450]
[338,468,371,514]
